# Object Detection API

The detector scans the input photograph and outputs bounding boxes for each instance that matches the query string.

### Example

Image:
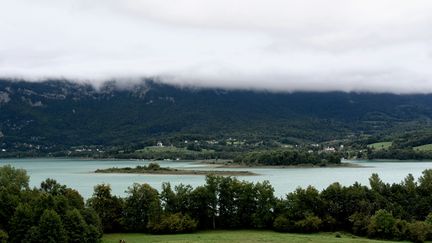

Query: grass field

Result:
[414,144,432,152]
[367,142,392,150]
[133,146,215,159]
[102,230,393,243]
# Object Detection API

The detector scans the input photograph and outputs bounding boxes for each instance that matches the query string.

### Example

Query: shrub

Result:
[349,213,370,236]
[367,210,397,240]
[150,213,197,234]
[147,163,161,170]
[407,221,432,243]
[425,213,432,225]
[273,215,293,232]
[0,230,8,243]
[294,214,322,233]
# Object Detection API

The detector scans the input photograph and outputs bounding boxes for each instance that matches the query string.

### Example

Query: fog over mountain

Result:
[1,0,432,93]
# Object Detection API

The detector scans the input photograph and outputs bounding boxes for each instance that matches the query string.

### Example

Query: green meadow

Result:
[103,230,394,243]
[367,142,392,150]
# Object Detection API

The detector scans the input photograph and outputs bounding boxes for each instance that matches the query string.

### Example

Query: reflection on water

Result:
[1,158,432,198]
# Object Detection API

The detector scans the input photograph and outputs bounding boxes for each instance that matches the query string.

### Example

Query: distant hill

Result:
[1,79,432,151]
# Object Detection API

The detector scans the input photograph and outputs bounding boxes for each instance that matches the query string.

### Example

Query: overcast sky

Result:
[1,0,432,93]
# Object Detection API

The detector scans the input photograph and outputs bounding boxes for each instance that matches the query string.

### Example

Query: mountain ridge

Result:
[1,79,432,152]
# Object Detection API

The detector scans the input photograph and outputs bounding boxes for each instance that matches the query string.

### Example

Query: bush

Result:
[367,210,397,240]
[407,221,432,243]
[150,213,197,234]
[273,215,293,232]
[425,212,432,225]
[349,213,370,236]
[294,215,322,233]
[393,219,408,240]
[147,163,161,170]
[0,230,8,243]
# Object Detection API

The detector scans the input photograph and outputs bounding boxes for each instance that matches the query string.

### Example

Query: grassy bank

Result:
[102,230,393,243]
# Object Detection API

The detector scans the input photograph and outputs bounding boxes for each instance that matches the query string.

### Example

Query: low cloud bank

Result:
[1,0,432,93]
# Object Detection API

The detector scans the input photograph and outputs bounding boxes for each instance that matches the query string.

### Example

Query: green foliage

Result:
[252,181,276,228]
[0,166,102,243]
[6,164,432,243]
[406,221,432,243]
[87,184,124,232]
[149,213,198,234]
[0,165,29,230]
[273,215,293,232]
[235,150,341,166]
[123,183,161,232]
[5,79,432,157]
[37,209,67,243]
[367,210,397,239]
[132,146,216,160]
[9,203,35,243]
[349,213,370,236]
[147,162,161,170]
[0,165,29,192]
[367,148,432,160]
[294,214,322,233]
[81,208,103,242]
[63,209,88,243]
[0,230,7,243]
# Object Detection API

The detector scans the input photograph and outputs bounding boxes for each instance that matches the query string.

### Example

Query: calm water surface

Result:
[1,158,432,198]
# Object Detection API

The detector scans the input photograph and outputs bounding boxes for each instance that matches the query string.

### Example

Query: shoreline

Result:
[94,167,258,176]
[197,160,367,169]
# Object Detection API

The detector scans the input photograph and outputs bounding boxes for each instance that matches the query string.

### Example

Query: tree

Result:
[189,186,212,229]
[160,183,176,213]
[252,181,275,228]
[123,183,161,232]
[285,186,324,220]
[0,165,29,229]
[8,203,35,243]
[63,209,87,243]
[37,209,67,243]
[205,175,219,229]
[0,165,29,192]
[217,177,240,228]
[160,183,193,215]
[87,184,124,232]
[40,178,66,195]
[80,208,103,242]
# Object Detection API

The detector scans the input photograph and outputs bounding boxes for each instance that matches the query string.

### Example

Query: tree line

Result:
[0,166,102,243]
[3,165,432,242]
[367,148,432,160]
[234,149,341,165]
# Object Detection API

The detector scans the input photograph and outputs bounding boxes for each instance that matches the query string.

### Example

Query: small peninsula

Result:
[95,162,257,176]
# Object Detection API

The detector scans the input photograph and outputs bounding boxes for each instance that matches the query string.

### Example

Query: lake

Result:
[1,158,432,199]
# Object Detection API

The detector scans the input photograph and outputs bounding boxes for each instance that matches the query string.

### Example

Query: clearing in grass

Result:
[367,142,392,150]
[414,143,432,152]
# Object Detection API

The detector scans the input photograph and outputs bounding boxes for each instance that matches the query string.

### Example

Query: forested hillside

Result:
[1,79,432,153]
